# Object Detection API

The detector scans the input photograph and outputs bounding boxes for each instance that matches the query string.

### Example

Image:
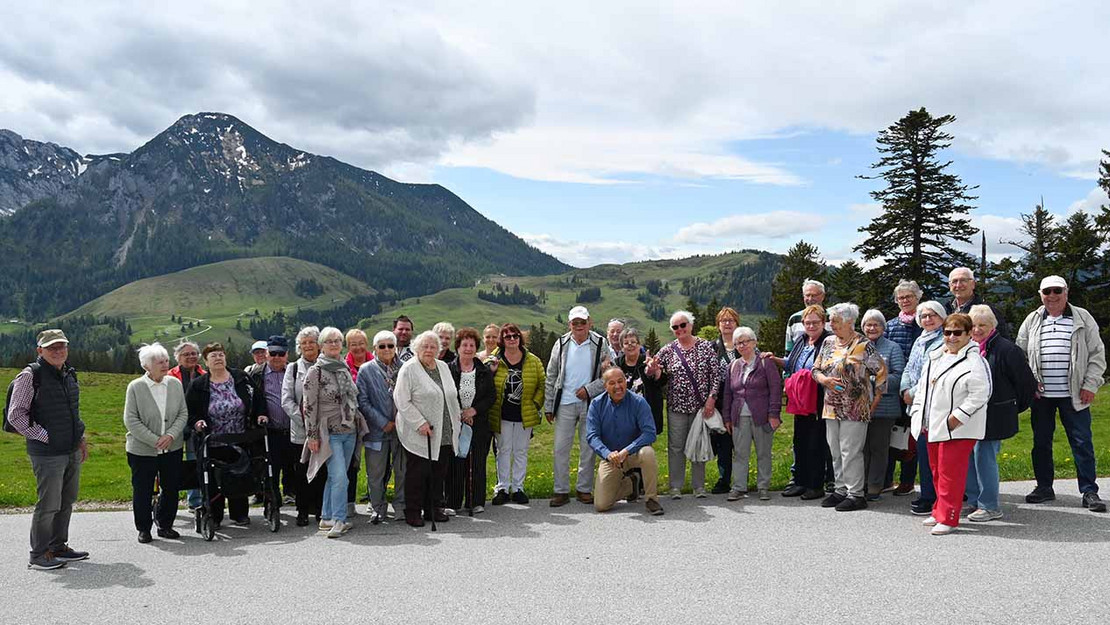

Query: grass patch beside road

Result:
[1,367,1106,506]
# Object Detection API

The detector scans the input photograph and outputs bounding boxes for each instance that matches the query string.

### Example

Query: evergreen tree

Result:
[827,260,867,305]
[1052,211,1102,306]
[703,296,721,332]
[758,241,825,354]
[855,108,979,289]
[644,327,661,354]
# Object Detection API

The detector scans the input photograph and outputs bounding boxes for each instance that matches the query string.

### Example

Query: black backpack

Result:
[3,363,42,434]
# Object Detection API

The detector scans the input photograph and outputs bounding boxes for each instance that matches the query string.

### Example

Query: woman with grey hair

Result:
[965,304,1034,522]
[616,327,665,434]
[647,310,721,499]
[722,327,782,501]
[124,343,189,543]
[302,326,365,538]
[811,303,888,511]
[860,309,905,500]
[283,325,325,526]
[883,279,923,496]
[900,301,947,515]
[395,330,462,527]
[433,321,457,362]
[356,329,406,524]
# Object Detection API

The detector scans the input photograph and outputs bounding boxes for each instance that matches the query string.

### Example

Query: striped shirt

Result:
[1038,314,1074,398]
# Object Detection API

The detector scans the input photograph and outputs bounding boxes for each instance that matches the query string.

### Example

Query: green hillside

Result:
[366,251,771,339]
[68,256,375,347]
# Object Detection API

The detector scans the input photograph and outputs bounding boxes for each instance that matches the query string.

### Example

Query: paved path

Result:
[2,479,1107,624]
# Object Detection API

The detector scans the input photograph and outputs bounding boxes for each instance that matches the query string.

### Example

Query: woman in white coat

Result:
[910,313,992,535]
[395,331,462,527]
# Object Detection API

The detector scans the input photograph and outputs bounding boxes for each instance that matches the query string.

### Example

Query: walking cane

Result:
[426,428,437,532]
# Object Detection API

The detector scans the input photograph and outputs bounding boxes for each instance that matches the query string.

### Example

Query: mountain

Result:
[0,130,87,216]
[0,113,569,318]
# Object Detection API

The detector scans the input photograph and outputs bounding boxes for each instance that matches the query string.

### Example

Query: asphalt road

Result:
[2,478,1107,624]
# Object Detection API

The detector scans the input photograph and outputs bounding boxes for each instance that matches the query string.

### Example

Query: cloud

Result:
[1067,186,1109,216]
[519,233,685,267]
[848,203,883,218]
[673,211,828,244]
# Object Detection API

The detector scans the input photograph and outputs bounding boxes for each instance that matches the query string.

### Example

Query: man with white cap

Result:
[1016,275,1106,512]
[545,306,612,506]
[4,330,90,569]
[245,339,269,376]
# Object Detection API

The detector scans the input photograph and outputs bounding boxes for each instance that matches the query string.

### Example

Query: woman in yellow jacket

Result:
[488,323,546,505]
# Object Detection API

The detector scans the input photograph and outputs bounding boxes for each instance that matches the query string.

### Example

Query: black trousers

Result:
[128,449,183,532]
[265,428,296,500]
[793,414,831,490]
[710,431,734,485]
[445,423,492,510]
[405,446,450,518]
[292,442,326,516]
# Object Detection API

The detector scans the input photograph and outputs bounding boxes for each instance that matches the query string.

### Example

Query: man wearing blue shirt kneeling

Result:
[586,367,664,515]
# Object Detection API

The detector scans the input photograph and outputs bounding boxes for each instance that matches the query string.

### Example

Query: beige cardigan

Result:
[123,375,188,456]
[394,358,461,460]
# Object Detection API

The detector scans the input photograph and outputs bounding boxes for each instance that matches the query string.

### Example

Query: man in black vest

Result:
[7,330,89,570]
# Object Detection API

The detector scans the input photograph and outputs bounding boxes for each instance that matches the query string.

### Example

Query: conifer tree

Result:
[855,108,979,289]
[759,241,825,354]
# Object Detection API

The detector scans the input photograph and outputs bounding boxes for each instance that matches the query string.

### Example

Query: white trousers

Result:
[495,421,531,493]
[553,401,596,495]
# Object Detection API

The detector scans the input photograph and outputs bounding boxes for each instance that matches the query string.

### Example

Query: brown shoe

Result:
[576,492,594,504]
[645,499,664,516]
[893,483,915,497]
[549,493,570,507]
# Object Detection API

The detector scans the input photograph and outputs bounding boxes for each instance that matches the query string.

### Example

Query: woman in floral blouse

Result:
[648,310,721,499]
[812,303,888,512]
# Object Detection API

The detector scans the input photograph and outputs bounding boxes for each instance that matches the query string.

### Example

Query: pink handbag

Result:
[784,368,818,415]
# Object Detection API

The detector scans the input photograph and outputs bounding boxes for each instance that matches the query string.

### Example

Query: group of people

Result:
[7,268,1106,569]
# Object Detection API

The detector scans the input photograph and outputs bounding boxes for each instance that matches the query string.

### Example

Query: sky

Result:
[2,1,1107,268]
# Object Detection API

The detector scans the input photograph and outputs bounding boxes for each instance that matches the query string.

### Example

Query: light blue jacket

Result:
[870,336,906,418]
[356,358,398,446]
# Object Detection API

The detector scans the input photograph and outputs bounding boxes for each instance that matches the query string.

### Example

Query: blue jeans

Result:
[322,433,357,523]
[965,439,1002,512]
[916,430,935,503]
[1030,397,1099,494]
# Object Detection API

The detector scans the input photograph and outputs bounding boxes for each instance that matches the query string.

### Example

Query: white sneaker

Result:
[968,508,1003,522]
[669,488,683,500]
[318,519,335,531]
[727,490,748,501]
[444,508,457,517]
[473,505,485,514]
[327,521,351,538]
[694,488,707,499]
[921,516,937,527]
[931,523,955,535]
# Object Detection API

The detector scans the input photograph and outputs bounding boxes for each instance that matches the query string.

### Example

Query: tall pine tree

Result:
[855,108,979,291]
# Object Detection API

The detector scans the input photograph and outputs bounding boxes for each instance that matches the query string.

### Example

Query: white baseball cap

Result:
[250,340,268,352]
[568,306,590,321]
[1039,275,1067,291]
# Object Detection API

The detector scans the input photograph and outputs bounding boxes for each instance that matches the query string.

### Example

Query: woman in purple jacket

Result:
[722,327,783,501]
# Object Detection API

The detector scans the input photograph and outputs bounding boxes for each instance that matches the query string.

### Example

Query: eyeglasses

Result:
[322,339,342,345]
[502,334,520,340]
[919,312,939,320]
[735,339,753,346]
[376,344,395,349]
[671,322,688,331]
[943,329,966,337]
[895,294,916,302]
[1042,287,1064,295]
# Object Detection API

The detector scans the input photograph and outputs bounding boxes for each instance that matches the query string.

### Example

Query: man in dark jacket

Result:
[945,267,1009,338]
[7,330,90,570]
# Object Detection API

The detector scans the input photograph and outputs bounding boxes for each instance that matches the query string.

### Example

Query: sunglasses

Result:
[377,344,395,349]
[502,334,520,340]
[943,329,966,337]
[1041,287,1064,295]
[671,322,689,331]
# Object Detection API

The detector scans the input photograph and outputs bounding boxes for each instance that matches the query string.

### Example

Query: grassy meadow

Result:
[1,367,1106,507]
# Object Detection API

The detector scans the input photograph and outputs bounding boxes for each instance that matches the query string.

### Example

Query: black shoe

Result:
[1025,487,1056,504]
[821,493,846,508]
[781,484,806,497]
[910,499,934,516]
[626,472,641,503]
[52,545,89,562]
[156,527,180,539]
[137,530,153,544]
[296,512,310,527]
[835,496,868,512]
[231,517,250,527]
[800,488,825,500]
[1082,492,1107,513]
[434,508,450,522]
[511,490,529,505]
[710,479,730,495]
[491,490,509,506]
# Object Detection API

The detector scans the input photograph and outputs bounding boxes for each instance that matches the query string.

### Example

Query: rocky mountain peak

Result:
[0,129,86,215]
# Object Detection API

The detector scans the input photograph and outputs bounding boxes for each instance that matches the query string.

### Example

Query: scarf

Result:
[978,329,996,357]
[899,311,916,325]
[317,354,360,416]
